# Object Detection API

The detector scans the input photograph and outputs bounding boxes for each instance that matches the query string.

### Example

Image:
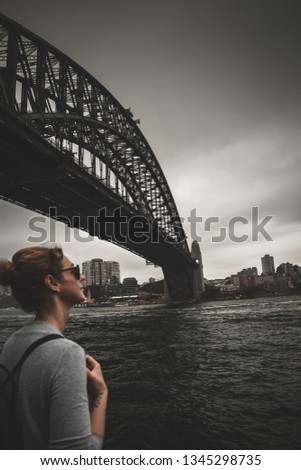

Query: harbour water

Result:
[0,295,300,449]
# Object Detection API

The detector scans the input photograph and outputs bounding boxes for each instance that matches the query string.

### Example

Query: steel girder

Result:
[0,14,190,257]
[0,15,199,297]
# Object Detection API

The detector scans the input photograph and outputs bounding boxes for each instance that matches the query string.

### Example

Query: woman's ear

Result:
[44,274,61,292]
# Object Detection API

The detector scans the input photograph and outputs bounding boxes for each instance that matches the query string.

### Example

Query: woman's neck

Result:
[35,300,71,333]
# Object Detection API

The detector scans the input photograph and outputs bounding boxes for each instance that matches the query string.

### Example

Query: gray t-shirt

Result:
[2,320,102,449]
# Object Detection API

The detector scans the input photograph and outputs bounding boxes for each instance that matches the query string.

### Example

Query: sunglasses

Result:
[60,264,81,280]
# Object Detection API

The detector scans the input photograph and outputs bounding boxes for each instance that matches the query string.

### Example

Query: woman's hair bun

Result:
[0,259,14,286]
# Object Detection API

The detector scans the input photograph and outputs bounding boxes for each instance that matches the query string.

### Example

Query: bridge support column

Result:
[190,240,205,300]
[162,240,205,303]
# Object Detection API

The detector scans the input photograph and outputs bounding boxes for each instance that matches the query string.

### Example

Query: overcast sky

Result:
[1,0,300,282]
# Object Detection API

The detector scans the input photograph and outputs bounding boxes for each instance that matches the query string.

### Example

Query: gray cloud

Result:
[0,0,300,280]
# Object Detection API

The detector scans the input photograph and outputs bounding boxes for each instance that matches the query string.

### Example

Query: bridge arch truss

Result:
[0,14,203,301]
[0,15,188,253]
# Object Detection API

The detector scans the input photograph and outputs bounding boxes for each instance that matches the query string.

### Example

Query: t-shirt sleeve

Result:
[48,341,102,450]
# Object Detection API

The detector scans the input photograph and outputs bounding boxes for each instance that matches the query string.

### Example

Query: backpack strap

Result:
[0,334,64,391]
[0,333,64,449]
[11,334,64,376]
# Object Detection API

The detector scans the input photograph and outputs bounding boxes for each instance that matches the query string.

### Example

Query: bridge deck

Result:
[0,108,195,276]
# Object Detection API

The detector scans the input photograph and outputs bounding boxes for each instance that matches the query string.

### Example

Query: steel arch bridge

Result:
[0,14,203,302]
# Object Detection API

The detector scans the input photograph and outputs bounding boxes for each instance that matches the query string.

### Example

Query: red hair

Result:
[0,246,64,312]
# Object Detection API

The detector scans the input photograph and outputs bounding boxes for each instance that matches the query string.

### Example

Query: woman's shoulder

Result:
[2,321,84,369]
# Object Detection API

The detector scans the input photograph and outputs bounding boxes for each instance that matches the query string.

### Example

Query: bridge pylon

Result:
[190,240,205,299]
[163,240,205,303]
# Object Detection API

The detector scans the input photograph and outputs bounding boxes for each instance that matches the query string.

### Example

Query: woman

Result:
[0,245,107,449]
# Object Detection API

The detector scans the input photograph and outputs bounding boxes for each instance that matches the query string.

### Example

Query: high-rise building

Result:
[261,254,275,276]
[82,258,120,296]
[82,258,103,287]
[101,261,120,285]
[82,261,90,287]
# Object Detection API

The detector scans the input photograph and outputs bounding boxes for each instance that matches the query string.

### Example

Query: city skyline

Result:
[79,251,300,285]
[0,1,300,282]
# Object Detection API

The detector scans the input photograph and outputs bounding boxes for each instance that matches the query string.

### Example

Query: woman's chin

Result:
[76,293,87,304]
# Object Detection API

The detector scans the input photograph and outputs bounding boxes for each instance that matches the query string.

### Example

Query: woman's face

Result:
[58,256,86,305]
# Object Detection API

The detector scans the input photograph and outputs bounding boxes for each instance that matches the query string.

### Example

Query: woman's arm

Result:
[86,354,108,440]
[49,343,105,449]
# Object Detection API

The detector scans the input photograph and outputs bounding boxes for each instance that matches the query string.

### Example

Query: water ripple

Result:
[1,295,300,449]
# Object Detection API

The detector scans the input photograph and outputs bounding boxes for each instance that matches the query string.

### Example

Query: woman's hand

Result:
[86,354,107,411]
